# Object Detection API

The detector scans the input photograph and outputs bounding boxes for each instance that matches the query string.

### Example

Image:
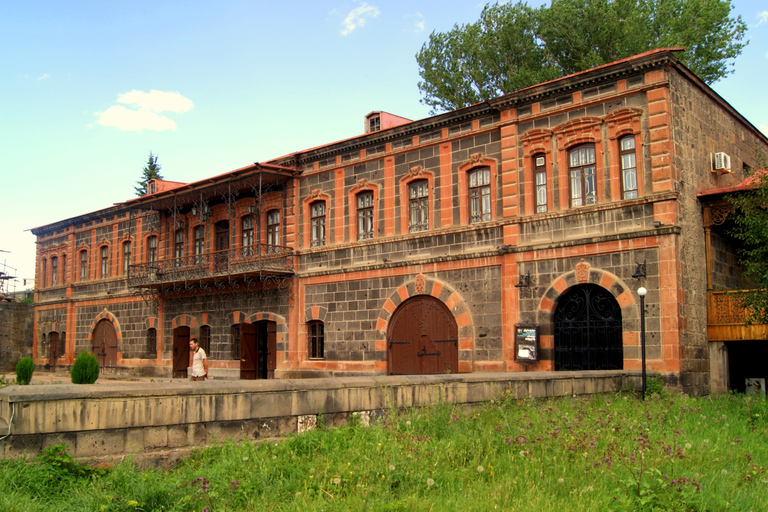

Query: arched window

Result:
[568,145,597,207]
[409,180,429,232]
[468,167,491,223]
[619,136,638,199]
[310,201,326,247]
[242,216,254,257]
[534,154,548,213]
[79,250,88,281]
[308,321,324,359]
[357,192,374,240]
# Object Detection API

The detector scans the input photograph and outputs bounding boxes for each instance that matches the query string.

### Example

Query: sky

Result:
[1,0,767,291]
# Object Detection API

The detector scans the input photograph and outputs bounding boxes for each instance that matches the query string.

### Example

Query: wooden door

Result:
[92,319,118,373]
[240,322,257,379]
[172,326,190,378]
[257,321,277,379]
[215,221,230,272]
[387,295,458,375]
[49,332,59,371]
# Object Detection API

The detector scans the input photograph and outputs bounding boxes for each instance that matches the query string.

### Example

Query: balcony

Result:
[707,291,768,341]
[128,245,293,289]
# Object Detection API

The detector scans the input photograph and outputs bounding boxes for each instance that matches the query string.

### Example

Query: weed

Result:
[15,357,34,385]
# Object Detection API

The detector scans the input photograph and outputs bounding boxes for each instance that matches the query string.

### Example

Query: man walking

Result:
[189,337,208,381]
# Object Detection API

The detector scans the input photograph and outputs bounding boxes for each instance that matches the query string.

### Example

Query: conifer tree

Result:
[135,151,163,196]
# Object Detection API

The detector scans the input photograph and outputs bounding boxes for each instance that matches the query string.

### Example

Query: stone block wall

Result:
[0,302,33,371]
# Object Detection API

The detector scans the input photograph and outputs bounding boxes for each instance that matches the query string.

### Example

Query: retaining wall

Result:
[0,371,638,468]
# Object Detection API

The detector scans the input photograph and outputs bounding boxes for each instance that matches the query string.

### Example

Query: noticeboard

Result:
[515,324,539,363]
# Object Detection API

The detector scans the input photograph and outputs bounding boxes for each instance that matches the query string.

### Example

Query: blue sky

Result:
[1,1,767,289]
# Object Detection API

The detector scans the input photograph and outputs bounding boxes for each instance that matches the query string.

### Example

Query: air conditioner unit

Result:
[712,152,732,173]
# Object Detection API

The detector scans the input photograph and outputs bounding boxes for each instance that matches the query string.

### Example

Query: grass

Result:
[0,387,766,511]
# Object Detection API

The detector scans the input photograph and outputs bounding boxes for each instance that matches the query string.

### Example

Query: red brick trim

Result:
[456,155,499,225]
[88,308,123,340]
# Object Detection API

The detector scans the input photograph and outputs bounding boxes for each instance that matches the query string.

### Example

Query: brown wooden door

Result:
[172,326,190,378]
[388,295,458,375]
[258,321,277,379]
[92,319,118,373]
[215,221,230,272]
[240,322,257,380]
[49,332,59,371]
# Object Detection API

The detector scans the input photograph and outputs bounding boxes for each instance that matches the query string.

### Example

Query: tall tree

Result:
[135,152,163,196]
[728,168,768,324]
[416,0,747,113]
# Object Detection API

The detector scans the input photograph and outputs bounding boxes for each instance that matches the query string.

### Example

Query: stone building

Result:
[31,49,768,394]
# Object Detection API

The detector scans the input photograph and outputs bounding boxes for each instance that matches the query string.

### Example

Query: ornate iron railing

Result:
[128,245,293,288]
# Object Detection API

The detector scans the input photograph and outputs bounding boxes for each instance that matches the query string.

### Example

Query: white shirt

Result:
[191,347,207,377]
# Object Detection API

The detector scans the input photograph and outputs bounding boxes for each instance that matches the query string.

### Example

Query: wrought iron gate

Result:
[554,284,623,371]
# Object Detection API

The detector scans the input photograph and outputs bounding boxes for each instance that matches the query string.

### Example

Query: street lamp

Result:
[637,286,648,400]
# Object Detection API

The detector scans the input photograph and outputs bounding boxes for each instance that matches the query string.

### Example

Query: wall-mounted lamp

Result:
[191,206,197,216]
[515,271,530,288]
[653,221,662,228]
[632,260,647,279]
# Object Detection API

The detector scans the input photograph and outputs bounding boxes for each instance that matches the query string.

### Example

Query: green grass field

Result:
[1,386,766,511]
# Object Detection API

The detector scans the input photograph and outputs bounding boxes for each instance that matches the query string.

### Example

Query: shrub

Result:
[70,351,99,384]
[15,357,35,385]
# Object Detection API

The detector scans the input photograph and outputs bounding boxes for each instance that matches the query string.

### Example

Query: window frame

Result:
[200,325,211,355]
[242,215,254,257]
[100,245,110,279]
[619,135,638,199]
[194,225,205,264]
[266,210,280,251]
[408,179,430,232]
[146,235,157,264]
[146,328,157,357]
[231,324,241,360]
[174,229,184,266]
[308,321,325,359]
[310,201,326,247]
[122,241,132,276]
[468,167,492,223]
[79,250,88,281]
[41,258,47,288]
[51,256,58,286]
[357,191,375,240]
[534,154,548,213]
[568,144,597,208]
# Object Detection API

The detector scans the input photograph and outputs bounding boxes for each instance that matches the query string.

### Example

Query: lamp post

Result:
[637,286,648,400]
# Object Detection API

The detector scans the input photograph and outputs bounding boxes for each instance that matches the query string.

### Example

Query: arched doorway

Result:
[173,326,191,378]
[388,295,458,375]
[92,319,118,374]
[240,320,276,379]
[554,284,623,371]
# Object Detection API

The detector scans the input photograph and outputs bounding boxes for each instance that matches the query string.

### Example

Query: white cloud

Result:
[757,10,768,26]
[95,90,193,132]
[341,3,380,35]
[37,73,49,81]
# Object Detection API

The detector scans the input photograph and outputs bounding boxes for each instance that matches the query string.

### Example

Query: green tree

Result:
[728,169,768,324]
[134,151,163,196]
[416,0,747,112]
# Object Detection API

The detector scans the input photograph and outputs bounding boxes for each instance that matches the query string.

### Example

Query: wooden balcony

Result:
[128,245,293,289]
[707,291,768,341]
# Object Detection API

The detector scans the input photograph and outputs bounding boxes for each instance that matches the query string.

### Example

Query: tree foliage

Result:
[134,151,163,196]
[416,0,747,112]
[728,169,768,324]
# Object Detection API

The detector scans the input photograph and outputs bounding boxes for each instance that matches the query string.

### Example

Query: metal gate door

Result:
[554,284,623,371]
[92,319,118,374]
[172,326,190,378]
[388,295,458,375]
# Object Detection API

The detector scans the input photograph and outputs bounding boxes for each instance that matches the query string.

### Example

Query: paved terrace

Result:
[1,371,639,468]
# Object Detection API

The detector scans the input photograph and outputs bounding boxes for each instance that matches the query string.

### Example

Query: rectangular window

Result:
[59,331,66,357]
[309,321,324,359]
[231,324,241,359]
[311,202,326,247]
[194,226,205,264]
[267,210,280,252]
[146,328,157,357]
[122,241,131,275]
[51,257,58,286]
[409,180,429,232]
[469,168,491,223]
[100,246,109,278]
[357,192,374,240]
[147,236,157,264]
[200,325,211,355]
[534,155,547,213]
[568,145,597,207]
[174,230,184,266]
[42,259,47,288]
[242,216,254,257]
[79,251,88,281]
[620,136,638,199]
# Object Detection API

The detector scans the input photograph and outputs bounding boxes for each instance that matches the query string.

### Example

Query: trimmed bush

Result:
[70,351,100,384]
[15,357,35,385]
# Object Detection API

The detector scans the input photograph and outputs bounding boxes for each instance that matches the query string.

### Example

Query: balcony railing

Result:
[707,290,768,341]
[128,245,293,288]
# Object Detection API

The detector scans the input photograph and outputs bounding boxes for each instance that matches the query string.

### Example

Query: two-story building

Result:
[31,48,768,395]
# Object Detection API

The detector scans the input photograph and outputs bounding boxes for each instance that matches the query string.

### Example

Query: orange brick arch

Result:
[88,308,123,341]
[376,273,476,373]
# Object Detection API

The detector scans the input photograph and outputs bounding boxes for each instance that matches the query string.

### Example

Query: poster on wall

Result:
[515,324,539,364]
